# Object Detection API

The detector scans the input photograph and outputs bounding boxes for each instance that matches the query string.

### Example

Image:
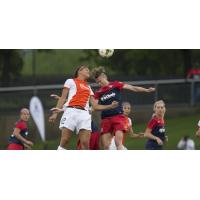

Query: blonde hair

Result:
[122,102,131,107]
[91,66,106,80]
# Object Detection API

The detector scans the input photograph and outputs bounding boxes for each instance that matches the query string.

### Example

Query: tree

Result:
[0,50,23,86]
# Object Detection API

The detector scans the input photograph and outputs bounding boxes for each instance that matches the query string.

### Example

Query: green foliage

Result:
[0,50,23,86]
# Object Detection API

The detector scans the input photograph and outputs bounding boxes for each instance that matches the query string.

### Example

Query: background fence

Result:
[0,78,200,114]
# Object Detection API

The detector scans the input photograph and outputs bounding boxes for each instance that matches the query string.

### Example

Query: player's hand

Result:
[49,113,58,123]
[156,137,163,145]
[111,101,119,109]
[25,141,34,148]
[50,107,63,113]
[138,133,145,138]
[147,87,155,92]
[23,143,32,149]
[50,94,60,100]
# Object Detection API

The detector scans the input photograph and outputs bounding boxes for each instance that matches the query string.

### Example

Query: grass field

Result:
[33,114,200,150]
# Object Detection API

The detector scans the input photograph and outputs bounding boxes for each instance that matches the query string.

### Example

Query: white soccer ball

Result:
[98,49,114,58]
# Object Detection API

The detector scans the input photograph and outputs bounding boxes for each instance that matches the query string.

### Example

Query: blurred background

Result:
[0,49,200,149]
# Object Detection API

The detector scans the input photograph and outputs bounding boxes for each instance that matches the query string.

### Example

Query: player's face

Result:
[123,105,131,116]
[21,110,30,121]
[96,74,107,87]
[79,67,90,79]
[154,103,165,117]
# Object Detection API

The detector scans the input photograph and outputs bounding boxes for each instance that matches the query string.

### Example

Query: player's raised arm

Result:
[123,83,155,93]
[90,96,118,111]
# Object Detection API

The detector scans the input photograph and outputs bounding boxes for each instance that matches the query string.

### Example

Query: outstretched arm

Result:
[90,96,118,111]
[123,84,155,93]
[128,127,144,139]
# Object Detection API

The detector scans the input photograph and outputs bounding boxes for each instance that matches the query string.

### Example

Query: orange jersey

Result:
[64,78,94,110]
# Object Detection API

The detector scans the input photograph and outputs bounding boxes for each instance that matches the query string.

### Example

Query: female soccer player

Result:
[91,66,155,150]
[49,66,118,150]
[50,94,100,150]
[7,108,34,150]
[144,100,167,150]
[109,102,144,150]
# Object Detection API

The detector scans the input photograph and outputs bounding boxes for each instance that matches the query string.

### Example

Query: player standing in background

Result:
[7,108,34,150]
[91,66,155,150]
[109,102,144,150]
[144,100,167,150]
[49,66,118,150]
[196,120,200,137]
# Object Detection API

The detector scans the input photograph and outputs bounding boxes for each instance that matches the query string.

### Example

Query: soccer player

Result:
[49,66,118,150]
[144,100,167,150]
[196,120,200,137]
[91,66,155,150]
[109,102,144,150]
[50,94,100,150]
[7,108,34,150]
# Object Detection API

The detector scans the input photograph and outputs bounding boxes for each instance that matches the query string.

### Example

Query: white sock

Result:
[57,146,66,150]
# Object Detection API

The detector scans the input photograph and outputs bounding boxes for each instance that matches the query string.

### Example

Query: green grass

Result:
[33,114,200,150]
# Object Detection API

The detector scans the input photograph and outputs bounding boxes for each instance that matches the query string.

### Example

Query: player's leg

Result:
[58,128,72,150]
[101,133,112,149]
[109,136,117,150]
[114,130,124,150]
[79,129,91,150]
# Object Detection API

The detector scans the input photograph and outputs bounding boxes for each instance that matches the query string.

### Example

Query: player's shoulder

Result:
[15,120,26,129]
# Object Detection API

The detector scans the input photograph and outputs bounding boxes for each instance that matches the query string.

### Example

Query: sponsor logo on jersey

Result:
[101,92,116,101]
[80,83,89,90]
[159,128,165,133]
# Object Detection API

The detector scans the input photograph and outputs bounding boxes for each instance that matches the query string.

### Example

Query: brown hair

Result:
[74,65,88,78]
[91,66,106,80]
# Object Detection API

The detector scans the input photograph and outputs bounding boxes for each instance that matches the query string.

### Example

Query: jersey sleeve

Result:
[64,79,73,88]
[198,120,200,127]
[147,118,157,129]
[114,81,124,90]
[94,91,99,100]
[15,121,26,130]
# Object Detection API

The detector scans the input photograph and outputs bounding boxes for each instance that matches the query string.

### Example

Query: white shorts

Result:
[59,107,91,134]
[109,137,127,150]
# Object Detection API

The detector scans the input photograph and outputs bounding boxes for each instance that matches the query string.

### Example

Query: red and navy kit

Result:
[94,81,124,119]
[94,81,127,135]
[77,121,100,150]
[145,116,166,150]
[7,120,29,150]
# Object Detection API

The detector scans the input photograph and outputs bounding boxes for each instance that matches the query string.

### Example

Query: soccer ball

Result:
[99,49,114,58]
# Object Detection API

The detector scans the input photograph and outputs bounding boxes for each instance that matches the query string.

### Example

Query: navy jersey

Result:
[8,120,29,146]
[145,117,166,150]
[94,81,124,119]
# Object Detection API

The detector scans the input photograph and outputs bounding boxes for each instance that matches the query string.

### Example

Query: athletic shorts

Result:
[59,107,91,134]
[100,114,127,135]
[7,143,24,150]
